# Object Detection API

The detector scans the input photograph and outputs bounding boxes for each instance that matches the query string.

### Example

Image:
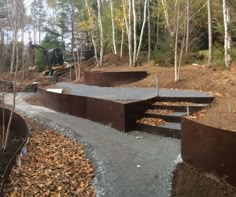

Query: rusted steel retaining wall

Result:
[37,88,152,132]
[124,98,155,131]
[0,108,29,194]
[182,118,236,187]
[84,71,148,87]
[37,89,87,118]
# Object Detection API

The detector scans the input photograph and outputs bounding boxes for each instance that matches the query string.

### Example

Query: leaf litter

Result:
[4,130,95,197]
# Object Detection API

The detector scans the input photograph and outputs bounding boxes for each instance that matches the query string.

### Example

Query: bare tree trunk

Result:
[109,0,117,55]
[84,0,99,66]
[120,25,124,57]
[148,0,151,62]
[10,36,16,73]
[33,0,37,44]
[207,0,213,66]
[223,0,231,68]
[97,0,104,67]
[174,0,180,82]
[128,0,133,66]
[185,0,190,57]
[136,0,148,63]
[1,92,5,150]
[132,0,137,65]
[161,0,170,32]
[122,0,133,66]
[3,46,19,151]
[156,0,160,47]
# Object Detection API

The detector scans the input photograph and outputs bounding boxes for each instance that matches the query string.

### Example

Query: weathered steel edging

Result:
[0,108,30,195]
[37,88,152,132]
[84,71,148,87]
[182,118,236,187]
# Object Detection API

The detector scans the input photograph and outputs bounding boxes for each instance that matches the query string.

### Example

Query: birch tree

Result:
[207,0,213,66]
[84,0,99,65]
[97,0,104,66]
[132,0,137,64]
[122,0,133,66]
[223,0,231,68]
[174,0,180,82]
[185,0,190,56]
[148,0,151,62]
[135,0,148,64]
[109,0,117,55]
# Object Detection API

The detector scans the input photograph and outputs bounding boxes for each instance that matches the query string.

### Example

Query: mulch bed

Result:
[172,163,236,197]
[3,122,95,196]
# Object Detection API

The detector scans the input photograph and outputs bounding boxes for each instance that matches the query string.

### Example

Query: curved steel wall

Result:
[0,107,29,194]
[182,118,236,187]
[84,71,148,87]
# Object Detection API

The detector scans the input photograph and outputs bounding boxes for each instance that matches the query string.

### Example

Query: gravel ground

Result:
[55,83,213,101]
[5,93,181,197]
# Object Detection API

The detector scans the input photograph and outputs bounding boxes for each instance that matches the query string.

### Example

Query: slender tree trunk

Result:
[120,25,124,57]
[122,0,133,66]
[84,0,99,66]
[174,0,180,82]
[185,0,190,57]
[97,0,104,67]
[109,0,117,55]
[223,0,231,68]
[161,0,170,32]
[128,0,133,66]
[148,0,151,62]
[156,0,160,47]
[136,0,148,63]
[10,35,16,73]
[1,92,5,150]
[4,46,19,150]
[207,0,213,66]
[71,3,75,55]
[132,0,137,65]
[33,0,36,43]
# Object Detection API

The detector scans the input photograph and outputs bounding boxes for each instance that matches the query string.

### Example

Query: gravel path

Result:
[6,93,181,197]
[55,82,213,101]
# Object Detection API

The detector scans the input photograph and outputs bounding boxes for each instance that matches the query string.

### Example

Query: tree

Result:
[207,0,213,66]
[109,0,117,54]
[97,0,104,66]
[223,0,231,68]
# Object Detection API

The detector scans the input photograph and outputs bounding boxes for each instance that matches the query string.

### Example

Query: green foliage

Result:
[151,44,174,66]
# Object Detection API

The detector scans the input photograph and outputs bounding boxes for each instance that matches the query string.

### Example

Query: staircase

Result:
[136,96,214,138]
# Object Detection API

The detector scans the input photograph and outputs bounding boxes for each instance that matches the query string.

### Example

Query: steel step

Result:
[137,122,181,139]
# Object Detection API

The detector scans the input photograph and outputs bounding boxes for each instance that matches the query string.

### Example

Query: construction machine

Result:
[30,42,73,82]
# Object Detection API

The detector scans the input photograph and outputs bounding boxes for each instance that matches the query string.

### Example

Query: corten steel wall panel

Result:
[124,98,155,131]
[0,108,28,139]
[86,98,125,131]
[0,107,29,194]
[37,89,87,118]
[84,71,148,87]
[182,118,236,187]
[37,88,126,131]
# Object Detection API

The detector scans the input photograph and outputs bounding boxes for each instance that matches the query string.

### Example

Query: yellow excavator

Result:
[30,42,73,82]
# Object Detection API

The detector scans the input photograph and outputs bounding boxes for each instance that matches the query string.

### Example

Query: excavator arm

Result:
[29,42,50,67]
